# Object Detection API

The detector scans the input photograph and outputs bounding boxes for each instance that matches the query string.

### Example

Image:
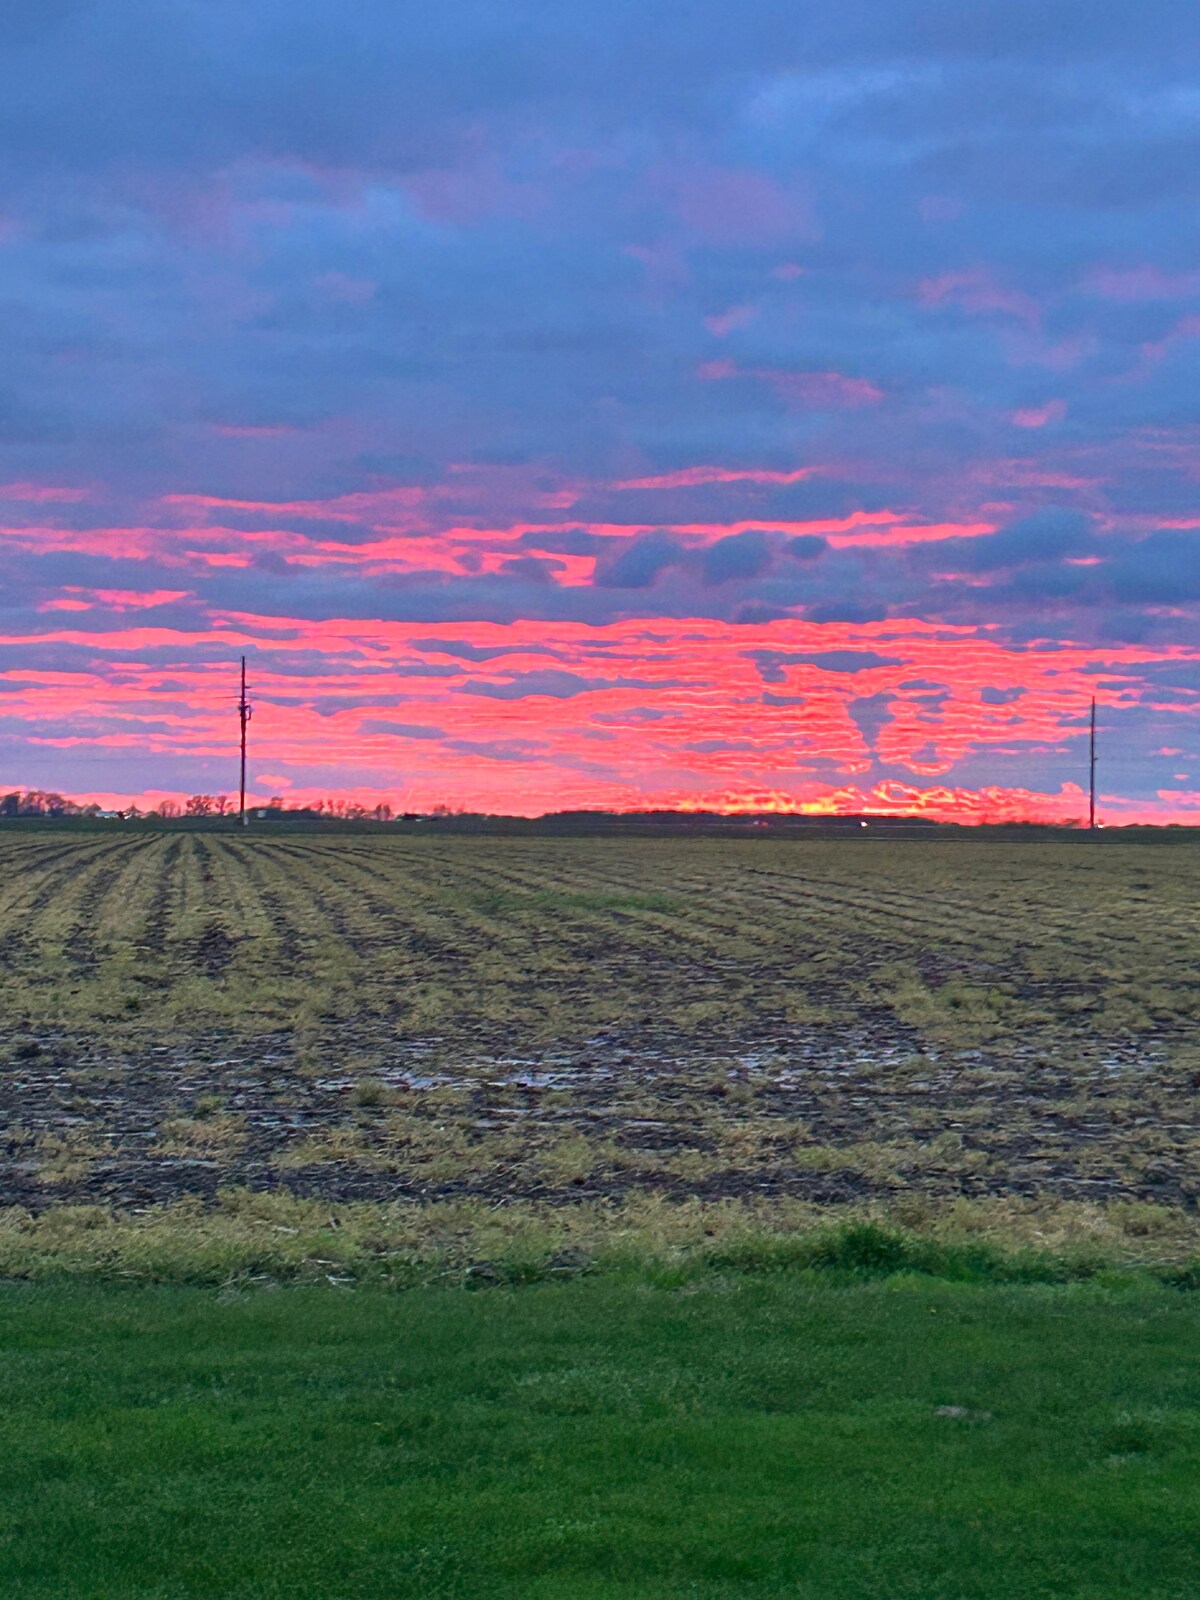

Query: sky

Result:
[1,2,1199,820]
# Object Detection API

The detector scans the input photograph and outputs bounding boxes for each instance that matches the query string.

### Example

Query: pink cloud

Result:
[699,358,883,409]
[6,606,1199,822]
[1011,399,1066,429]
[615,464,819,491]
[0,481,91,503]
[696,357,739,381]
[704,304,756,337]
[1085,265,1200,301]
[662,166,817,245]
[38,586,189,613]
[583,511,992,549]
[823,519,993,549]
[1004,331,1096,373]
[963,457,1101,491]
[623,241,690,293]
[162,459,579,531]
[917,268,1041,330]
[1135,314,1200,377]
[403,144,544,226]
[771,370,884,409]
[91,589,191,610]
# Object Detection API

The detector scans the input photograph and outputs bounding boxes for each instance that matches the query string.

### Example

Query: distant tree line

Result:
[177,795,397,820]
[0,788,404,822]
[0,790,102,818]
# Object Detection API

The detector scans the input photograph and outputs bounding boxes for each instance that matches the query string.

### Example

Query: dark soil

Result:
[2,830,1197,1214]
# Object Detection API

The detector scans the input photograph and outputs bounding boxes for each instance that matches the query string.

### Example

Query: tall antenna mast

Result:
[1088,696,1097,831]
[238,656,253,828]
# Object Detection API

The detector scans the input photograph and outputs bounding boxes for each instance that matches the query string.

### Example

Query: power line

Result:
[237,656,253,828]
[1089,697,1097,830]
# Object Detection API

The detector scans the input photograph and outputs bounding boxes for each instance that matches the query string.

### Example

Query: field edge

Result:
[4,1188,1200,1290]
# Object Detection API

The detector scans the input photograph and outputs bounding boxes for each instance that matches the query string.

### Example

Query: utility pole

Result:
[238,656,253,828]
[1088,696,1097,831]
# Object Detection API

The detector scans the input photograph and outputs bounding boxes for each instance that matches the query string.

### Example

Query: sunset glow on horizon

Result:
[1,6,1199,822]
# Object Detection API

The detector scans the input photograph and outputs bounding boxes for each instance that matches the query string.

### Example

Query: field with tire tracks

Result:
[1,827,1198,1216]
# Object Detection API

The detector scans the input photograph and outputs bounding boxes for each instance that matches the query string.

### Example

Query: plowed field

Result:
[2,829,1197,1211]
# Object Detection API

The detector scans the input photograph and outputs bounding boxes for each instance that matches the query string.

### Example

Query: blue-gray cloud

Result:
[460,669,677,699]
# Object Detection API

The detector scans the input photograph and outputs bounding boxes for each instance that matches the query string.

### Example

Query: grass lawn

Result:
[2,1273,1199,1598]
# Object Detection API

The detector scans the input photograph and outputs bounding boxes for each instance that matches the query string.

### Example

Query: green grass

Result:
[9,1197,1200,1290]
[3,1272,1200,1598]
